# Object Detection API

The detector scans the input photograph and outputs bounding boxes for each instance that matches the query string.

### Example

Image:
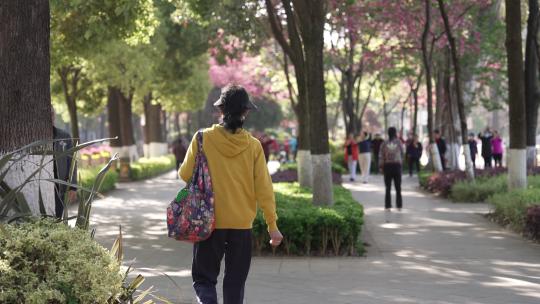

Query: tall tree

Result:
[505,0,527,189]
[525,0,540,169]
[265,0,312,188]
[437,0,474,179]
[421,0,443,172]
[0,0,55,214]
[293,0,334,205]
[50,0,155,140]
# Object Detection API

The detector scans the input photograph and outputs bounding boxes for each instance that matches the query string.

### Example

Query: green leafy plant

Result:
[488,188,540,233]
[253,183,364,256]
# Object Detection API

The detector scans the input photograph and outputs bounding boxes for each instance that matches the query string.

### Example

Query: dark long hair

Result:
[388,127,397,140]
[220,108,245,133]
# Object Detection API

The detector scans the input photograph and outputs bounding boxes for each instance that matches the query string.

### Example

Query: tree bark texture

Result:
[438,0,473,178]
[118,90,135,147]
[525,0,540,168]
[143,93,163,144]
[0,0,52,152]
[506,1,527,149]
[506,0,527,189]
[107,87,122,147]
[422,0,435,145]
[293,0,333,205]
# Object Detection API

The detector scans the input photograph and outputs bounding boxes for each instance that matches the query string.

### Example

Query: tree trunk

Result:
[142,94,166,158]
[0,0,55,215]
[266,0,312,188]
[174,112,181,134]
[57,66,81,140]
[107,87,122,148]
[525,0,540,169]
[294,0,333,205]
[506,0,527,189]
[438,0,474,179]
[422,0,442,172]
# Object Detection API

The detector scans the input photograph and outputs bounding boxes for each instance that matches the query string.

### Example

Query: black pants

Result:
[384,164,402,209]
[483,155,492,168]
[493,153,502,167]
[471,155,476,169]
[192,229,252,304]
[408,157,420,176]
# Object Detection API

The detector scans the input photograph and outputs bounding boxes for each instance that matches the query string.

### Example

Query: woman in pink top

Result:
[491,131,504,168]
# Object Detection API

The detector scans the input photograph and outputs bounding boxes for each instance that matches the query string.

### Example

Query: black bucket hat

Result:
[213,85,258,111]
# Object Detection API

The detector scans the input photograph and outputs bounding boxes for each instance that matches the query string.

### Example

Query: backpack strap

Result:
[196,130,204,152]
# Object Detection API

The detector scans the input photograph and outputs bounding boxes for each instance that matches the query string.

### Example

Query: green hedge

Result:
[0,220,122,303]
[451,175,540,203]
[130,155,176,181]
[488,188,540,232]
[79,166,119,200]
[253,183,364,256]
[279,162,346,175]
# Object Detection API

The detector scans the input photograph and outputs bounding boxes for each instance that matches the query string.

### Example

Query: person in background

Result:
[406,135,422,177]
[371,133,384,174]
[344,133,359,182]
[468,133,478,169]
[52,109,77,218]
[379,127,404,217]
[434,129,447,171]
[283,136,290,162]
[289,136,298,162]
[258,133,271,163]
[172,137,187,179]
[357,131,372,183]
[478,127,493,168]
[179,84,282,304]
[491,130,504,168]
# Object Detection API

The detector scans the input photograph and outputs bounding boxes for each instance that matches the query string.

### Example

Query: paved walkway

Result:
[89,171,540,304]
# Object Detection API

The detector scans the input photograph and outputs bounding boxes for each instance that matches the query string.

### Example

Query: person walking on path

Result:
[434,130,447,171]
[172,137,187,179]
[491,130,504,168]
[52,110,77,218]
[379,127,404,216]
[179,85,283,304]
[478,127,493,168]
[406,135,422,177]
[357,131,372,183]
[344,133,359,182]
[371,133,384,174]
[468,133,478,169]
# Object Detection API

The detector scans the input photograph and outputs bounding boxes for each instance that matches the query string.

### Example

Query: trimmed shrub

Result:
[421,167,509,197]
[253,183,364,256]
[79,166,119,200]
[525,205,540,241]
[450,174,540,203]
[488,188,540,233]
[130,155,176,181]
[0,220,122,303]
[272,163,343,185]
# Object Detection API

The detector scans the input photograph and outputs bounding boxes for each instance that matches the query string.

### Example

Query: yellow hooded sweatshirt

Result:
[179,124,278,232]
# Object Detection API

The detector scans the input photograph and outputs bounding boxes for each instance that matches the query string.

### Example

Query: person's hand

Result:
[67,190,77,204]
[269,230,283,247]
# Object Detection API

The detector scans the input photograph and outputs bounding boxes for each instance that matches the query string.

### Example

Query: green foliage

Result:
[279,162,346,175]
[0,219,123,303]
[488,188,540,232]
[450,175,540,203]
[130,155,176,180]
[253,183,364,256]
[79,166,119,201]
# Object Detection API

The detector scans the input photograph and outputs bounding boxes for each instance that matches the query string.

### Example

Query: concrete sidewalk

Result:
[90,171,540,304]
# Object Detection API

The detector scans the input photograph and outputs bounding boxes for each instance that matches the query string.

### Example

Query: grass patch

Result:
[451,175,540,203]
[253,183,364,256]
[488,188,540,233]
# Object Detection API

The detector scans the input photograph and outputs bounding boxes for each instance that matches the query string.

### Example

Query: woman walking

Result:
[357,131,372,183]
[379,127,404,215]
[179,85,283,304]
[344,133,359,182]
[491,130,504,168]
[406,135,422,177]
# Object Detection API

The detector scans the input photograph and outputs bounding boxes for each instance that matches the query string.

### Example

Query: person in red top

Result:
[344,133,359,181]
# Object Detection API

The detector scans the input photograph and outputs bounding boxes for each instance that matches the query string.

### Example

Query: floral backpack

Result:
[167,131,215,242]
